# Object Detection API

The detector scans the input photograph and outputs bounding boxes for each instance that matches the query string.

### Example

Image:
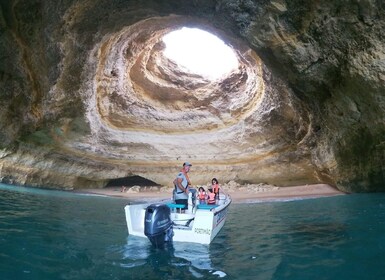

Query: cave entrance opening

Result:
[162,27,238,80]
[105,175,160,188]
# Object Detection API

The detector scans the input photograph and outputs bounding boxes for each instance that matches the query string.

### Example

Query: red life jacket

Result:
[212,184,219,194]
[207,192,216,204]
[198,191,206,200]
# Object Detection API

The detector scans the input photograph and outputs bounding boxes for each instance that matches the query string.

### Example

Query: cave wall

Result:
[0,0,383,191]
[229,0,385,191]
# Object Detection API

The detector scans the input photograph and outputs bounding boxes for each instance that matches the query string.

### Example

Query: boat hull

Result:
[124,194,231,244]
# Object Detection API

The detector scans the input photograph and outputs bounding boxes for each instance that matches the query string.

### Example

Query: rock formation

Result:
[0,0,383,192]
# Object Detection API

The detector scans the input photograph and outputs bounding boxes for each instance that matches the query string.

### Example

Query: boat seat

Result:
[197,204,218,210]
[167,203,185,213]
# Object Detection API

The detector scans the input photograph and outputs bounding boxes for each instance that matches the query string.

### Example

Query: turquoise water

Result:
[0,183,384,280]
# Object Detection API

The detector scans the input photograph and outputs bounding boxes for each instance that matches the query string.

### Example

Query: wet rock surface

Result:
[0,0,383,192]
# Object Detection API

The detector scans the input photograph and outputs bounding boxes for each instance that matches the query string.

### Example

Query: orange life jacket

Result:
[198,191,206,200]
[212,184,220,194]
[207,192,216,204]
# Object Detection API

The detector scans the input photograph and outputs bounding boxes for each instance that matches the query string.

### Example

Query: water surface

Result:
[0,183,384,279]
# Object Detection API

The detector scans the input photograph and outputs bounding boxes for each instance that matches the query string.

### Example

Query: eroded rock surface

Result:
[0,0,383,192]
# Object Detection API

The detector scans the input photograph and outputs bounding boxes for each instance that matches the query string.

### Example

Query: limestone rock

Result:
[0,0,383,192]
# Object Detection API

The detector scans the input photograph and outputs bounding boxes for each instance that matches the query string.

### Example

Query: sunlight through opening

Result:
[162,27,239,80]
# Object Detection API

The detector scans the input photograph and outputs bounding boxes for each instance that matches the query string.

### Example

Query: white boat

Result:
[124,191,231,246]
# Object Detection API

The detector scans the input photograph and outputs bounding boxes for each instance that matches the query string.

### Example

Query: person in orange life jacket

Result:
[197,187,207,205]
[211,178,220,200]
[207,188,216,204]
[173,162,193,211]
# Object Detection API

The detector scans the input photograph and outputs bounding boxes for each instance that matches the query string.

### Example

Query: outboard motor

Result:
[144,204,173,248]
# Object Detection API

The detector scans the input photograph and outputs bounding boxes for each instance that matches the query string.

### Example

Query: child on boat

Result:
[211,178,220,200]
[197,187,207,204]
[207,188,216,204]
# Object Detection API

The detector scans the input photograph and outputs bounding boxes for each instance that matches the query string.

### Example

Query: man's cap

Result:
[183,162,192,167]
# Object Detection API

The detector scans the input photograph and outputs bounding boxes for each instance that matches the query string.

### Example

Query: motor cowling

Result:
[144,204,173,248]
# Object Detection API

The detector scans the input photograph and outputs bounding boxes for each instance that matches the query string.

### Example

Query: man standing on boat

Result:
[173,162,193,212]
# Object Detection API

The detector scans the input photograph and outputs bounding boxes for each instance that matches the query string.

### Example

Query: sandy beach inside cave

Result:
[74,183,345,203]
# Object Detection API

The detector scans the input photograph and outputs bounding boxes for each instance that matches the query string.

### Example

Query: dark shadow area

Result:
[106,175,160,187]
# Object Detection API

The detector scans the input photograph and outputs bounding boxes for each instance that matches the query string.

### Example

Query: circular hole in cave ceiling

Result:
[162,27,239,80]
[94,17,264,136]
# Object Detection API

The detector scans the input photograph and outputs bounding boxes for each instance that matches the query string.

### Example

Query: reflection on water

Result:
[119,235,226,278]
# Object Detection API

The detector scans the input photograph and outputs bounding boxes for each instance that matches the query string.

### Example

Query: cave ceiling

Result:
[0,0,384,192]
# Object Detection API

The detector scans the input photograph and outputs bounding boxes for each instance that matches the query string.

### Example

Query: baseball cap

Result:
[183,162,192,167]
